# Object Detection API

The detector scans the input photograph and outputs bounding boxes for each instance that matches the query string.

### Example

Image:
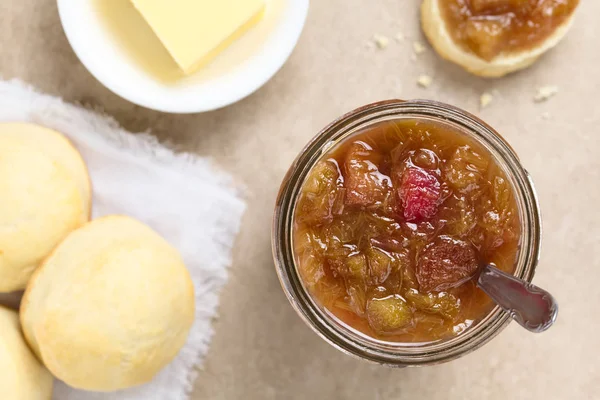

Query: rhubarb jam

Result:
[440,0,579,61]
[293,120,520,342]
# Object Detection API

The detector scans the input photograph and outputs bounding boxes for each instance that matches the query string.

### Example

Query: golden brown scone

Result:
[21,216,195,392]
[421,0,577,77]
[0,306,54,399]
[0,123,91,293]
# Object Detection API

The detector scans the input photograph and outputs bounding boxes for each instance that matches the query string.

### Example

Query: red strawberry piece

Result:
[399,167,441,221]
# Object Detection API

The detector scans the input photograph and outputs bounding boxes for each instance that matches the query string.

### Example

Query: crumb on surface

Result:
[373,34,390,49]
[534,86,559,102]
[480,93,493,109]
[413,41,426,54]
[395,32,405,42]
[541,111,551,120]
[417,75,433,88]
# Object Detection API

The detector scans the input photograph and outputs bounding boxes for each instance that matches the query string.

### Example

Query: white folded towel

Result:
[0,79,246,400]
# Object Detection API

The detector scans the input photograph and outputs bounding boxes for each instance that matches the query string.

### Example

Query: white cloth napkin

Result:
[0,79,246,400]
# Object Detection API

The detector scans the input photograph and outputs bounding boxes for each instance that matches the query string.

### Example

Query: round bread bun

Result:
[0,306,54,399]
[0,123,91,212]
[21,216,195,392]
[421,0,576,77]
[0,123,91,293]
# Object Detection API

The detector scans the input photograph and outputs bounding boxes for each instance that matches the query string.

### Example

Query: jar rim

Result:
[272,99,542,366]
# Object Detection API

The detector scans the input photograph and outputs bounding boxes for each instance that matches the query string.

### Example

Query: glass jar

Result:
[272,100,542,366]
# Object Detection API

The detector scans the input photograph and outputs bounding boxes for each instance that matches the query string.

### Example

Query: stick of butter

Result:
[130,0,266,75]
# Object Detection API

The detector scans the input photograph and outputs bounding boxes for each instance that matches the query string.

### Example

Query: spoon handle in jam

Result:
[477,264,558,333]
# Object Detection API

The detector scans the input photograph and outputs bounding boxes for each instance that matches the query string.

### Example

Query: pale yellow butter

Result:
[130,0,266,74]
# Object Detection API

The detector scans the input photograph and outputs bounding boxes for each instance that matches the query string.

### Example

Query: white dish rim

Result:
[57,0,309,114]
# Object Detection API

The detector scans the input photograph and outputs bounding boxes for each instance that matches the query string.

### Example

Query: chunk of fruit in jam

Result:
[445,196,477,237]
[445,145,489,193]
[366,295,412,334]
[397,167,442,221]
[417,236,479,292]
[366,246,405,286]
[338,253,368,281]
[411,148,439,170]
[296,160,345,224]
[347,283,368,316]
[465,18,508,61]
[479,176,518,249]
[404,288,461,320]
[294,229,325,287]
[343,141,392,207]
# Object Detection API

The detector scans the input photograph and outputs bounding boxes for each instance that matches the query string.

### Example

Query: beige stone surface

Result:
[1,1,599,399]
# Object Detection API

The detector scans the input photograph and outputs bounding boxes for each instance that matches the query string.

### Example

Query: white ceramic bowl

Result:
[57,0,309,113]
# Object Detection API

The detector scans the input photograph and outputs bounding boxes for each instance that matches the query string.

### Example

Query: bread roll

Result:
[21,216,195,392]
[421,0,577,77]
[0,306,53,399]
[0,123,91,292]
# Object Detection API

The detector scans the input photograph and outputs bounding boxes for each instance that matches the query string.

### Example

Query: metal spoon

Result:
[477,264,558,333]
